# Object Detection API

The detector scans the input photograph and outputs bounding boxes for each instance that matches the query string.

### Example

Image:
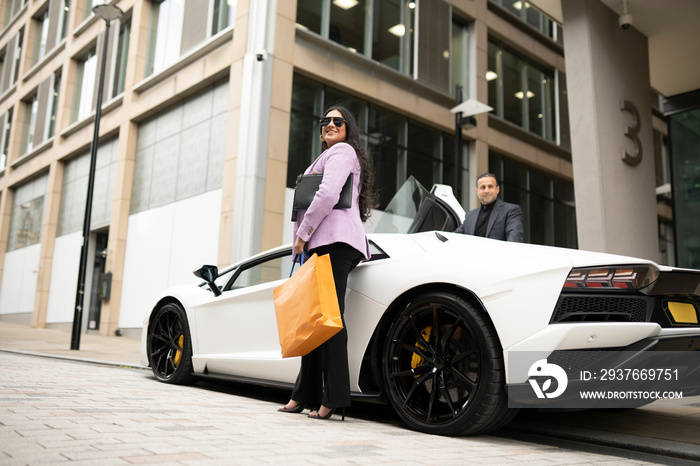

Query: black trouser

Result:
[290,242,364,409]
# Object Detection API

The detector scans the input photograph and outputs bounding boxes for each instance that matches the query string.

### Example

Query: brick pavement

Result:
[0,352,669,465]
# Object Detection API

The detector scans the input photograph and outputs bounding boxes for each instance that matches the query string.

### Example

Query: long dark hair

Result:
[321,105,378,222]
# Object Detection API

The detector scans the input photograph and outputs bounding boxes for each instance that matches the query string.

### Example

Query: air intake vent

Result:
[551,296,649,323]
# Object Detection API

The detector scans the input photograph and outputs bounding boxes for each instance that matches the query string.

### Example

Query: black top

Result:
[474,201,495,237]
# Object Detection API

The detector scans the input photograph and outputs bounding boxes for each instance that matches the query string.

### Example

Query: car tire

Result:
[382,291,514,436]
[147,302,196,385]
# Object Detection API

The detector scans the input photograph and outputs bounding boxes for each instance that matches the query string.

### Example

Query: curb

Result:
[506,418,700,462]
[0,348,147,370]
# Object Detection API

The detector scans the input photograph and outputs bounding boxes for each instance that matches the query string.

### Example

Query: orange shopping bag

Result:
[273,252,343,358]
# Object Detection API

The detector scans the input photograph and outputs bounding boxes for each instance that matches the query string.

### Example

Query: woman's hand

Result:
[293,237,307,256]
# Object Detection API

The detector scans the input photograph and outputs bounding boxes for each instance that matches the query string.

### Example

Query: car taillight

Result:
[563,265,659,290]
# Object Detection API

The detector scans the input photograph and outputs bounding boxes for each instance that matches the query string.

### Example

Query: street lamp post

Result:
[71,2,123,350]
[450,93,493,205]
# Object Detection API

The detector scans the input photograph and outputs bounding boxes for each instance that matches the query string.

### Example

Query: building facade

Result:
[0,0,679,337]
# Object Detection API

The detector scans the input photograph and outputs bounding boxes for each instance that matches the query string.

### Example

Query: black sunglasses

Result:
[319,116,347,128]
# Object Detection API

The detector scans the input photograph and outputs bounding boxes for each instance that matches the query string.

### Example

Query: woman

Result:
[279,105,377,420]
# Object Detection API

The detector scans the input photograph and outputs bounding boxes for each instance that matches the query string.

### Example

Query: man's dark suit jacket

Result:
[454,198,524,242]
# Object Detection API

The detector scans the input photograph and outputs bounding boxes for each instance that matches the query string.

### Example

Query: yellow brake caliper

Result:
[410,326,432,377]
[174,334,183,366]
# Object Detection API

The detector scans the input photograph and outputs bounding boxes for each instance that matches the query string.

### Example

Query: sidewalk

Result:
[1,320,699,461]
[0,320,142,368]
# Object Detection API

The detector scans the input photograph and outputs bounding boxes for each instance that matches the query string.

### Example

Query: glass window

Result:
[653,129,670,188]
[407,121,441,189]
[490,151,576,247]
[3,0,13,27]
[7,176,47,251]
[227,252,293,291]
[58,0,70,43]
[369,107,405,208]
[296,0,323,34]
[12,28,23,84]
[0,48,5,91]
[71,48,97,123]
[501,48,524,127]
[451,19,469,98]
[20,93,39,155]
[288,74,466,210]
[46,69,61,139]
[488,39,557,143]
[490,0,559,42]
[329,0,367,54]
[211,0,235,35]
[112,16,131,98]
[82,0,94,21]
[372,0,402,71]
[487,41,499,114]
[669,109,700,269]
[145,0,184,77]
[1,108,12,170]
[131,80,228,214]
[32,9,50,66]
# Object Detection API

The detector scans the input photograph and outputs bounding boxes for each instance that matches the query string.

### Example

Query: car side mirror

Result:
[193,265,222,296]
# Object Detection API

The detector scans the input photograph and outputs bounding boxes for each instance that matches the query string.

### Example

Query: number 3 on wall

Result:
[620,100,642,166]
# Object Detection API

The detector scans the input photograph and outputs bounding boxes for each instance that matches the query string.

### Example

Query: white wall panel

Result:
[45,232,82,323]
[0,244,41,315]
[119,189,222,329]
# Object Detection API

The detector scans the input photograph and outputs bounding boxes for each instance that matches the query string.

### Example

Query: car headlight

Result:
[563,265,660,290]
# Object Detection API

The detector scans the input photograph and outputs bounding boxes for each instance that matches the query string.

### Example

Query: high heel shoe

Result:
[308,406,345,421]
[278,402,305,413]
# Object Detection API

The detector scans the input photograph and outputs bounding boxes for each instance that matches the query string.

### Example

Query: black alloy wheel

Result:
[382,292,514,436]
[147,302,196,385]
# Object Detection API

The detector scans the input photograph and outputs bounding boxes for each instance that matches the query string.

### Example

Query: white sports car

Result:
[142,178,700,436]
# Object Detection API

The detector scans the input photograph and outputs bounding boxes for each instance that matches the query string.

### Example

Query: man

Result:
[454,173,524,242]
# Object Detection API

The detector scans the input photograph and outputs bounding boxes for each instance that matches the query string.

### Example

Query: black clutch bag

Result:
[292,173,353,221]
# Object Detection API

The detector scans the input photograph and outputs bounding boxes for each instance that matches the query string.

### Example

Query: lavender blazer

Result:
[294,142,370,260]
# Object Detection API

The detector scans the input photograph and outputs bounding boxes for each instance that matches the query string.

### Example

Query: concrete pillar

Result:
[228,0,277,263]
[32,161,63,328]
[98,0,148,336]
[562,0,658,260]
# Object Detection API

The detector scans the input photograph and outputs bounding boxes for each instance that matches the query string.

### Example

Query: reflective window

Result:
[287,74,469,210]
[58,0,70,42]
[490,0,559,43]
[145,0,184,76]
[329,0,367,54]
[669,109,700,268]
[82,0,91,20]
[111,15,131,98]
[296,0,448,88]
[490,151,577,248]
[0,108,12,170]
[32,8,50,66]
[296,0,323,34]
[372,0,405,71]
[211,0,235,35]
[451,19,469,98]
[227,252,293,291]
[71,47,96,123]
[46,69,61,138]
[20,92,39,154]
[487,39,556,142]
[12,28,23,84]
[7,175,47,251]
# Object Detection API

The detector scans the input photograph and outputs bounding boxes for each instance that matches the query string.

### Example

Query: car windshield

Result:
[368,176,430,234]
